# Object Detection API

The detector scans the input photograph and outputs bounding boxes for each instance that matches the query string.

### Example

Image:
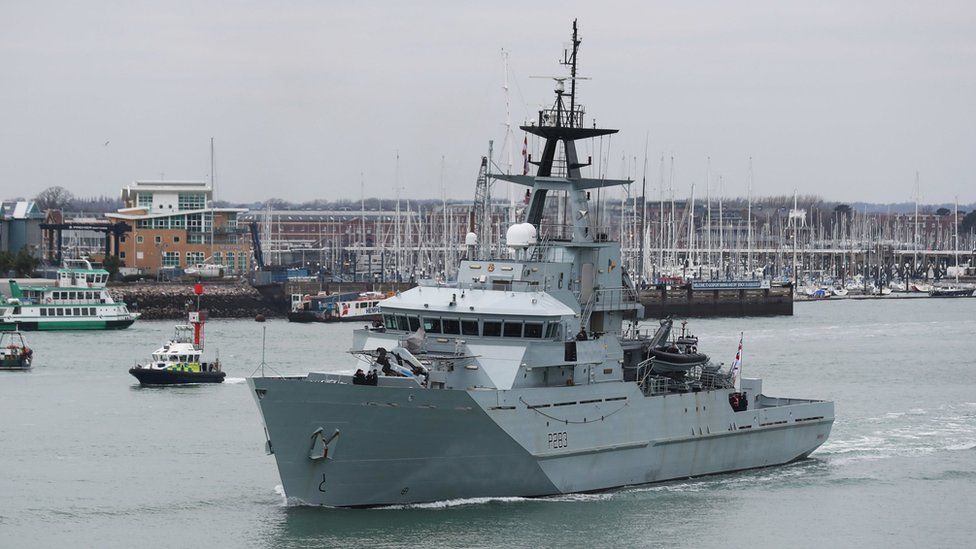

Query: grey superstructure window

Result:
[503,321,522,338]
[384,314,397,330]
[422,317,442,334]
[396,315,409,331]
[483,321,501,337]
[408,316,420,332]
[461,319,478,336]
[442,319,460,335]
[524,322,543,338]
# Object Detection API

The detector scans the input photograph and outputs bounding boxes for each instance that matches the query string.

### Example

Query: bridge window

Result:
[442,319,460,335]
[503,321,522,338]
[395,315,409,331]
[384,314,397,330]
[483,321,502,337]
[524,322,543,338]
[546,323,560,339]
[461,319,479,336]
[407,316,420,332]
[422,317,442,334]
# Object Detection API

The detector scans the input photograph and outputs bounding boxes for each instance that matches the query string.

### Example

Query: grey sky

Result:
[2,1,974,204]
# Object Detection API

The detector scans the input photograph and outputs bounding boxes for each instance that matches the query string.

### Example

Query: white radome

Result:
[505,223,536,249]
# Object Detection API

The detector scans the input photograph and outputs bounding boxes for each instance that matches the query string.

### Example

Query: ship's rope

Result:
[518,396,629,425]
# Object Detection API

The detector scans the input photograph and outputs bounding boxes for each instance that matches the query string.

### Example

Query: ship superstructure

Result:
[249,21,834,507]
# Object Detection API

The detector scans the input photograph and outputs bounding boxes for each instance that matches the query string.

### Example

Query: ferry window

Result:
[422,317,442,334]
[442,319,460,335]
[64,308,71,316]
[461,319,479,336]
[74,308,81,316]
[503,321,523,338]
[89,308,95,315]
[57,308,64,316]
[396,315,409,331]
[384,315,397,330]
[524,322,543,338]
[40,309,47,317]
[483,321,502,337]
[408,316,421,332]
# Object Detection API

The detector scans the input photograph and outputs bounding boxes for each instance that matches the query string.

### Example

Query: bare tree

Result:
[34,186,75,211]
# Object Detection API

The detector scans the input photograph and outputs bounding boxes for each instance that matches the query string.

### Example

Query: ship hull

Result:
[287,311,382,323]
[129,368,225,385]
[249,376,833,507]
[1,319,135,331]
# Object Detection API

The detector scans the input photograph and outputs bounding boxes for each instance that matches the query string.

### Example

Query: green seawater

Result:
[1,299,974,548]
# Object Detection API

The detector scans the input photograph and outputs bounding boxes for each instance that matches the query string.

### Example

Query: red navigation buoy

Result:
[194,283,204,296]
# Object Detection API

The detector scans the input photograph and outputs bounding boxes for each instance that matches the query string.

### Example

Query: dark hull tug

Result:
[128,367,225,385]
[129,284,224,386]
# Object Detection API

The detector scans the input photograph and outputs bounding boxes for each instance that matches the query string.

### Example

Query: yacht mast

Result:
[688,183,696,271]
[954,195,960,281]
[747,157,753,277]
[394,152,401,281]
[718,175,724,276]
[441,156,448,276]
[705,156,711,274]
[913,171,919,278]
[637,135,648,286]
[209,137,216,260]
[658,155,665,274]
[360,172,366,281]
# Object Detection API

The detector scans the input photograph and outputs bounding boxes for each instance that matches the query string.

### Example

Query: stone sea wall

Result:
[108,281,276,320]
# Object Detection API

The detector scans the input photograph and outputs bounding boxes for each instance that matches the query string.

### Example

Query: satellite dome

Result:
[506,223,537,249]
[464,232,478,246]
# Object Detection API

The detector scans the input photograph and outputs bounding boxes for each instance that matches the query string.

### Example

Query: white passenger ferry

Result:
[1,260,139,331]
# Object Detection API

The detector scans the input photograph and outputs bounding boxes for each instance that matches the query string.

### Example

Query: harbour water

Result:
[1,299,974,548]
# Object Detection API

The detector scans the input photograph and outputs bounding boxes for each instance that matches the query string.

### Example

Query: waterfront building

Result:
[105,181,250,275]
[0,200,44,257]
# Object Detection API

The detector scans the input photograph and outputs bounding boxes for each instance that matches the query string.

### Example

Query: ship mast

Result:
[495,18,628,244]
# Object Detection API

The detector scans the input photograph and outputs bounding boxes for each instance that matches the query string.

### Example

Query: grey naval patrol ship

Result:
[249,22,834,507]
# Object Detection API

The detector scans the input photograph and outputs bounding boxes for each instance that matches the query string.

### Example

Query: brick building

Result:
[105,181,250,275]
